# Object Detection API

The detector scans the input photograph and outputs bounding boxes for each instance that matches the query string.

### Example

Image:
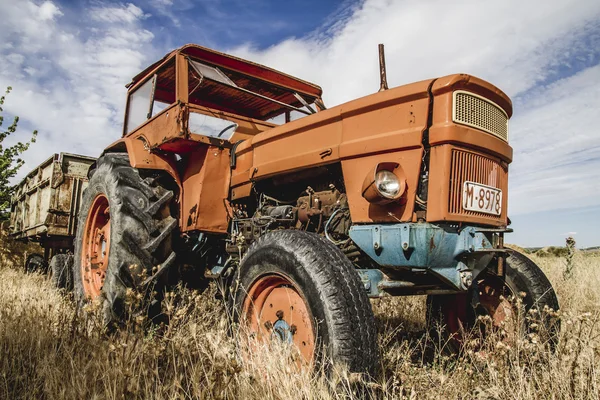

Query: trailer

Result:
[9,152,95,274]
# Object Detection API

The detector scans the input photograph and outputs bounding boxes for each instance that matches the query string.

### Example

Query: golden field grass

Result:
[0,233,598,399]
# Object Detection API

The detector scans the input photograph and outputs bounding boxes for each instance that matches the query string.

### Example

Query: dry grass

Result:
[0,226,41,271]
[0,234,598,399]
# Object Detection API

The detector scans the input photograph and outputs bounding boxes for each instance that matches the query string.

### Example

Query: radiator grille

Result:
[453,91,508,141]
[449,149,507,219]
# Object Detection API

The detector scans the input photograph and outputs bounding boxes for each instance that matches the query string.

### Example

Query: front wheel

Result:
[427,250,560,350]
[230,230,379,376]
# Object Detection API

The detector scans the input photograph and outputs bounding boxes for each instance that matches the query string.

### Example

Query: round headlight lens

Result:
[375,170,401,199]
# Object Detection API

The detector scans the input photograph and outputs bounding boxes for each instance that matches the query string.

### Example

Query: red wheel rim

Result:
[477,278,515,333]
[81,194,111,299]
[242,274,316,365]
[441,276,515,343]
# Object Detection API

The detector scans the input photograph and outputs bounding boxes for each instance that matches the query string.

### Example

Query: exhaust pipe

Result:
[378,43,388,91]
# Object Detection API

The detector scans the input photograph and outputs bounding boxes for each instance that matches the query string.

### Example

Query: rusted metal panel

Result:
[9,153,96,243]
[181,146,232,233]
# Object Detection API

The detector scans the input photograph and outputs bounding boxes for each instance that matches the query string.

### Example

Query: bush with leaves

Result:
[0,87,37,221]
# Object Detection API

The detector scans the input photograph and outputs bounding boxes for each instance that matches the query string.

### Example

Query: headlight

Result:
[375,170,401,199]
[361,162,407,205]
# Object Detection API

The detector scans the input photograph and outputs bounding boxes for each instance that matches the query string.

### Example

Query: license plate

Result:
[462,181,502,216]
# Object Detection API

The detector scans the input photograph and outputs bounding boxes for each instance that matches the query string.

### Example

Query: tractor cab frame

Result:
[105,44,323,234]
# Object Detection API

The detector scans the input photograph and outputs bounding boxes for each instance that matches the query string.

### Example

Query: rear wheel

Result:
[427,250,560,350]
[50,254,74,290]
[73,153,177,325]
[231,230,379,376]
[25,253,47,274]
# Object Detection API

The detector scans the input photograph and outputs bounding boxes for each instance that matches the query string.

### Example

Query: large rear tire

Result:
[73,153,177,325]
[427,250,560,350]
[230,230,379,376]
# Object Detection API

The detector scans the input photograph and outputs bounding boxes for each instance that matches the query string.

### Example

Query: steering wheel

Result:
[217,123,237,138]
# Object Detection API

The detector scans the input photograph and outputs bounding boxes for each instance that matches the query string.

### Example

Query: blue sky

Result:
[0,0,599,247]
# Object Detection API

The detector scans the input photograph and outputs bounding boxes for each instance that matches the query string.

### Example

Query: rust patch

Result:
[187,204,198,227]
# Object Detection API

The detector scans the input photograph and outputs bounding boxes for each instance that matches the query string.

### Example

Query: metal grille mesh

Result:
[449,149,507,220]
[453,91,508,141]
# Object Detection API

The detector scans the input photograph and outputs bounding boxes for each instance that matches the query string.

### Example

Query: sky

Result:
[0,0,599,248]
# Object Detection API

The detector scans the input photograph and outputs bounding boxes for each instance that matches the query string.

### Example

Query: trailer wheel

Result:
[50,254,74,290]
[427,250,560,350]
[230,230,379,376]
[25,253,47,274]
[73,153,176,326]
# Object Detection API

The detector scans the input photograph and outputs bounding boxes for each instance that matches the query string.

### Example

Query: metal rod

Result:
[378,43,388,92]
[293,92,316,114]
[314,98,327,110]
[147,74,157,119]
[497,233,506,277]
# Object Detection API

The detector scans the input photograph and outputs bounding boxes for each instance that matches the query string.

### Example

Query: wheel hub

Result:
[475,279,515,336]
[268,310,295,344]
[81,194,111,299]
[243,274,315,364]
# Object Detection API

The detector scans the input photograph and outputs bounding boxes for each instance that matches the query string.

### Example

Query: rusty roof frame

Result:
[127,44,323,99]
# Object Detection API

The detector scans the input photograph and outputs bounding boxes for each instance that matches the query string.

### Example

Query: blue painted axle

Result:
[349,223,506,293]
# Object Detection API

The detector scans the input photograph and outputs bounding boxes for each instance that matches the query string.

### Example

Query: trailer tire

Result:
[73,153,176,326]
[230,230,379,377]
[50,254,74,290]
[427,249,560,350]
[25,253,47,274]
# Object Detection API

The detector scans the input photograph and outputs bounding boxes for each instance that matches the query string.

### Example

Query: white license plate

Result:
[462,181,502,216]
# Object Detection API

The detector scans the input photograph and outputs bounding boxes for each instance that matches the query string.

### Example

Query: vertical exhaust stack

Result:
[378,43,388,92]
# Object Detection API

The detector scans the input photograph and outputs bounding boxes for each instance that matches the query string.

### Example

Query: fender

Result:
[103,136,231,234]
[102,136,184,219]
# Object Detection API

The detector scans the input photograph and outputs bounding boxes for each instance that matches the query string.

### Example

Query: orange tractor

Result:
[73,44,558,375]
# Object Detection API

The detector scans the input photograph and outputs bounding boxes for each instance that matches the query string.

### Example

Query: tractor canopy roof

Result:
[128,44,323,120]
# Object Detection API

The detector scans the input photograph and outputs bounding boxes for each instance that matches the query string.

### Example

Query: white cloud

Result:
[5,53,25,66]
[90,3,148,24]
[148,0,180,27]
[37,1,62,21]
[0,1,157,176]
[509,65,600,214]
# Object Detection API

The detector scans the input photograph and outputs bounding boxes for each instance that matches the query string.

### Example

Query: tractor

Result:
[73,43,559,375]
